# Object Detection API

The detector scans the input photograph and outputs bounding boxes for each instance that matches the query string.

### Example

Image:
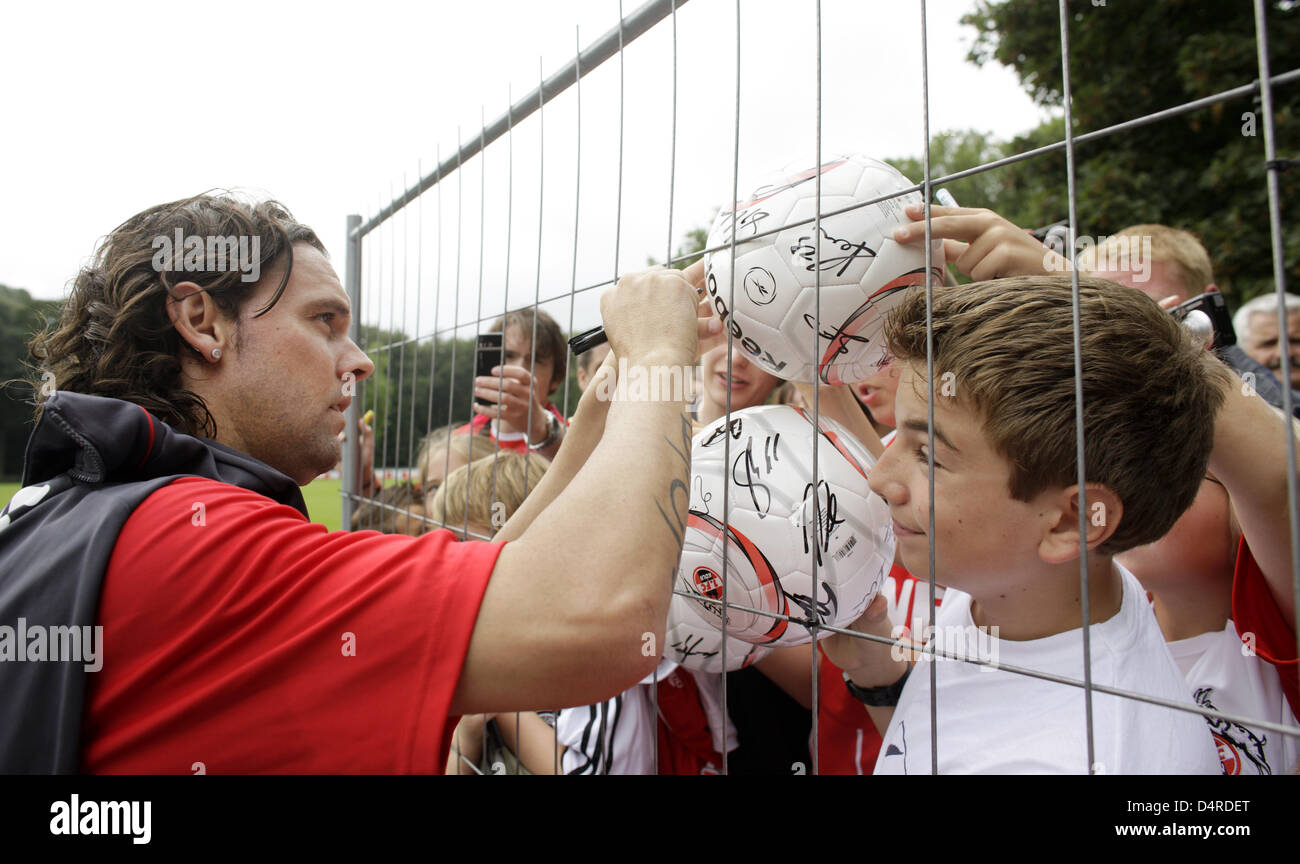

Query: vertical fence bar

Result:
[1056,0,1097,773]
[424,147,443,534]
[342,213,363,529]
[481,96,512,548]
[615,0,626,281]
[408,160,423,487]
[394,174,410,490]
[365,196,384,532]
[512,57,550,772]
[379,184,399,503]
[561,26,584,425]
[808,0,823,777]
[558,24,584,776]
[440,130,465,531]
[718,0,743,775]
[480,102,493,545]
[654,0,679,778]
[919,0,940,775]
[1252,0,1300,675]
[606,0,628,777]
[483,94,513,762]
[665,1,678,275]
[525,55,545,527]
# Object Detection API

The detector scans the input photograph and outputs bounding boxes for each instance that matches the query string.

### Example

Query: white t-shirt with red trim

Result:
[1232,537,1298,718]
[817,565,944,774]
[1169,620,1300,775]
[461,402,568,454]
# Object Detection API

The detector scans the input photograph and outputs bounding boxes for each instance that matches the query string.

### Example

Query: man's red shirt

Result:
[81,477,502,773]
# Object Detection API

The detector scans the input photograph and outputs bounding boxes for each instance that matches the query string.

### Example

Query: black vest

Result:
[0,392,306,773]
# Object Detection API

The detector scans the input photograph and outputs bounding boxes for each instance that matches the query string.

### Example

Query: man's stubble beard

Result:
[230,381,340,484]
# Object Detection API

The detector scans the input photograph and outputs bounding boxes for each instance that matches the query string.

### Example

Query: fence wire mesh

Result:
[341,0,1300,775]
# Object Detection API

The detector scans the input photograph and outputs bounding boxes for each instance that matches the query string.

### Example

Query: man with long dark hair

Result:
[1,193,713,773]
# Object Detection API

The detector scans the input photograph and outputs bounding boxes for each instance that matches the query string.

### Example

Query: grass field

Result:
[1,479,346,532]
[302,477,343,531]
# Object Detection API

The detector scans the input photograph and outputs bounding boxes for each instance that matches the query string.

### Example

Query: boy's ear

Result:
[1038,483,1124,564]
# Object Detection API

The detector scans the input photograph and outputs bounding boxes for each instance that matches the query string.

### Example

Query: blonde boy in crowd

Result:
[426,451,548,541]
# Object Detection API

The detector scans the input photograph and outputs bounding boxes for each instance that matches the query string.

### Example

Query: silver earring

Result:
[211,348,222,360]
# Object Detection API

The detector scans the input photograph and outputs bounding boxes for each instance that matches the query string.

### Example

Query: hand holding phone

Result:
[475,332,504,379]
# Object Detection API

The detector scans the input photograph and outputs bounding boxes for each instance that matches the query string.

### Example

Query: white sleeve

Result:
[555,687,656,775]
[556,696,623,775]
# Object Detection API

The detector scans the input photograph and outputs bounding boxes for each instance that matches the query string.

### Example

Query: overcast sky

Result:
[1,0,1049,337]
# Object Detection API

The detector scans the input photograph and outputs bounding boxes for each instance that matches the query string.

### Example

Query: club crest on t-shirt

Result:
[1194,687,1271,775]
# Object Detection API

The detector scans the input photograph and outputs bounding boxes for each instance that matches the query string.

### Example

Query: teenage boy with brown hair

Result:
[824,274,1226,774]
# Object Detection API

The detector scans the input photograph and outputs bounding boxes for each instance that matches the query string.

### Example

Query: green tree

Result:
[649,221,712,270]
[887,128,1013,215]
[357,326,481,470]
[0,285,61,479]
[960,0,1300,305]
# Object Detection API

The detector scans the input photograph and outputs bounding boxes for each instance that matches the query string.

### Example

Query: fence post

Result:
[341,213,363,530]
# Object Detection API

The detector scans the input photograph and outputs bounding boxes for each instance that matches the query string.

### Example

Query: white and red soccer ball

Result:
[663,405,894,670]
[704,153,945,385]
[663,590,772,675]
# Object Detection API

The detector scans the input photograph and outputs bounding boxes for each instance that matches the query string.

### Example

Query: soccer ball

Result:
[664,590,772,673]
[704,153,945,384]
[673,405,894,650]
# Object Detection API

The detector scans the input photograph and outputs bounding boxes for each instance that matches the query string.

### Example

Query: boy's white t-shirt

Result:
[1167,620,1300,775]
[874,563,1221,774]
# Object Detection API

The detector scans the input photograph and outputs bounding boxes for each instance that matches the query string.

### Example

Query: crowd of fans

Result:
[420,210,1299,775]
[351,210,1294,774]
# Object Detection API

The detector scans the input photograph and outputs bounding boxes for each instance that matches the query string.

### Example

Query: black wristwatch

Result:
[842,666,911,707]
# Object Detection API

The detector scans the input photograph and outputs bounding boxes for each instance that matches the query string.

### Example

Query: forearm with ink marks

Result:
[507,357,692,621]
[654,408,696,562]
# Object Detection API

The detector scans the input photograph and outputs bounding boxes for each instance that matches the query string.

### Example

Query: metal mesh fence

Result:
[341,0,1300,775]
